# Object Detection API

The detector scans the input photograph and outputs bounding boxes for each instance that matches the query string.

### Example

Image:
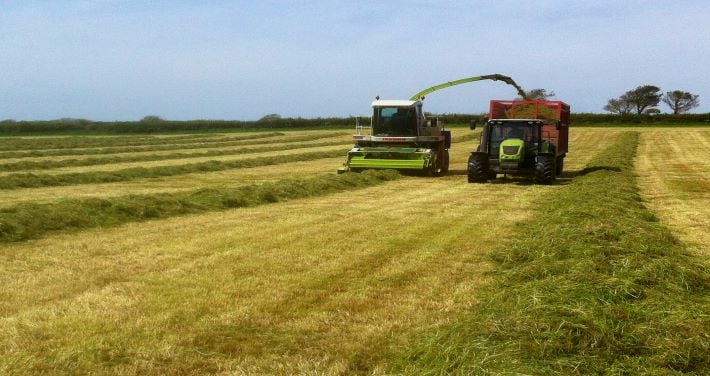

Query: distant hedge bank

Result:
[1,113,709,134]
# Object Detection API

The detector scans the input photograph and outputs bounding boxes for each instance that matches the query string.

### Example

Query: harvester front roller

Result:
[340,147,448,175]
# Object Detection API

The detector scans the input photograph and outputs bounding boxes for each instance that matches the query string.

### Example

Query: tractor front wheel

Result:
[535,156,556,184]
[467,153,489,183]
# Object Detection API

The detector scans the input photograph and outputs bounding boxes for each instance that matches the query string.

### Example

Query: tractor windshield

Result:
[489,121,541,155]
[372,106,416,136]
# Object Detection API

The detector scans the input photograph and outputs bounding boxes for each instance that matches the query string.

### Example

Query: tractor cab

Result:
[480,119,551,171]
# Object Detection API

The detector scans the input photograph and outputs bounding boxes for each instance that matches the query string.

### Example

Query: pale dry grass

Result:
[0,126,628,374]
[0,141,350,176]
[0,176,549,374]
[635,127,710,255]
[0,131,272,154]
[0,157,345,208]
[0,129,471,208]
[0,132,350,165]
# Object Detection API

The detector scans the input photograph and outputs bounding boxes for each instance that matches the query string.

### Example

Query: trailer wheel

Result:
[535,156,556,184]
[467,154,488,183]
[556,156,564,175]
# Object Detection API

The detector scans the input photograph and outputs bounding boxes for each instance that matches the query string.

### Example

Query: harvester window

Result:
[373,107,415,136]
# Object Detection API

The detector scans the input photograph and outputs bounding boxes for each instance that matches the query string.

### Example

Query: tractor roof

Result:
[371,100,418,107]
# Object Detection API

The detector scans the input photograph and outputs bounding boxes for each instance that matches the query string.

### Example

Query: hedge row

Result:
[1,113,708,135]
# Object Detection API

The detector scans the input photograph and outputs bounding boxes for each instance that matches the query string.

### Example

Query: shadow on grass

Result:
[447,165,622,186]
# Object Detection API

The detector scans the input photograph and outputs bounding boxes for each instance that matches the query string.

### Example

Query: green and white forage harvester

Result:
[467,99,570,184]
[337,74,527,175]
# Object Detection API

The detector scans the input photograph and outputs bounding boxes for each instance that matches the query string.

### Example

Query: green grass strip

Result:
[0,132,348,159]
[0,149,347,190]
[0,139,352,172]
[391,132,709,374]
[0,170,400,242]
[0,132,285,151]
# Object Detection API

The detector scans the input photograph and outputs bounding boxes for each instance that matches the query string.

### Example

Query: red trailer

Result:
[468,100,571,184]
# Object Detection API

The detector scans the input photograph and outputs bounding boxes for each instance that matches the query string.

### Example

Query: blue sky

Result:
[1,0,709,120]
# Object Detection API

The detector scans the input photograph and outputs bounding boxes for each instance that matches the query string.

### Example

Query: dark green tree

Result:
[662,90,700,114]
[141,115,163,122]
[259,113,282,122]
[603,97,632,114]
[623,85,662,114]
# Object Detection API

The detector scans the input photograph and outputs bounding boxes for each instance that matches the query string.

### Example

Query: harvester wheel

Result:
[535,156,556,184]
[440,149,450,173]
[467,154,488,183]
[556,156,564,175]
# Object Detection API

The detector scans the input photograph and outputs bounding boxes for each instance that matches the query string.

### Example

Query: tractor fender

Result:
[535,152,556,161]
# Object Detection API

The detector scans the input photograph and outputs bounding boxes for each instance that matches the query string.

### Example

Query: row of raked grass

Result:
[0,132,348,159]
[0,132,284,151]
[0,149,347,190]
[0,131,475,172]
[0,170,401,242]
[0,139,353,172]
[391,131,709,374]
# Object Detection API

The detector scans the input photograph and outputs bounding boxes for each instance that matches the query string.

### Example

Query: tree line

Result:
[604,85,699,115]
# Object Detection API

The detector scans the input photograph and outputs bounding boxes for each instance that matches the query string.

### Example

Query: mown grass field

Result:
[0,127,707,375]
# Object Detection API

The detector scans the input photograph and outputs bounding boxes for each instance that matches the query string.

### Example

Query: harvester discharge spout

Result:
[408,73,528,101]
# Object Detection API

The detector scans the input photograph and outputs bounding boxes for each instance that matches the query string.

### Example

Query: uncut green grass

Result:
[392,132,709,374]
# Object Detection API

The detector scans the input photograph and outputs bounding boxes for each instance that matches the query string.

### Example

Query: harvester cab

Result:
[468,100,570,184]
[336,99,451,175]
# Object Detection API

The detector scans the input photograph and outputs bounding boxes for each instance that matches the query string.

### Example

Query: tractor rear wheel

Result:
[556,156,564,175]
[535,156,556,184]
[467,153,489,183]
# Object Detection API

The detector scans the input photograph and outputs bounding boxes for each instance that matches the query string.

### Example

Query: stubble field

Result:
[0,126,707,375]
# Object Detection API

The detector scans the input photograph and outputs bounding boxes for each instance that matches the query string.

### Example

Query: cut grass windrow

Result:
[0,132,285,151]
[0,132,348,159]
[0,131,475,172]
[0,149,347,190]
[392,131,709,374]
[0,170,401,242]
[0,139,352,172]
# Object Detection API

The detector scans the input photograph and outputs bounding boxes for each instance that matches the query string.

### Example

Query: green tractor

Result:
[337,74,527,175]
[467,100,570,184]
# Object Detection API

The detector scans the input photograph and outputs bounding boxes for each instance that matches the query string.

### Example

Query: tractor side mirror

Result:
[469,119,477,130]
